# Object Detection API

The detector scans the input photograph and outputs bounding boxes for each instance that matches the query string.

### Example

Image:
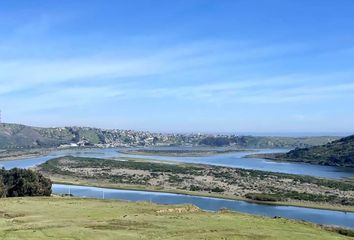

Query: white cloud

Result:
[95,73,354,104]
[1,17,352,114]
[0,38,309,97]
[8,73,353,113]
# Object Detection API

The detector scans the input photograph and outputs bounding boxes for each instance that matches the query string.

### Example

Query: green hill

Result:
[0,123,111,148]
[0,123,71,148]
[0,123,339,149]
[0,197,352,240]
[267,135,354,167]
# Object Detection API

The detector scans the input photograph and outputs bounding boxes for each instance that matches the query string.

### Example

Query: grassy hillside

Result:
[264,135,354,167]
[0,123,73,148]
[198,135,339,148]
[0,123,339,149]
[0,197,352,240]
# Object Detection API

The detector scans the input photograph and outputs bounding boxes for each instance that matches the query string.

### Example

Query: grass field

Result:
[0,197,352,240]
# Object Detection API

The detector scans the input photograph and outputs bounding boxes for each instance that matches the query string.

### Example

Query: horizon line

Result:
[1,122,351,137]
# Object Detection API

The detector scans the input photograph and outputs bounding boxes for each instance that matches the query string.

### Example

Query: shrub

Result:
[211,187,225,193]
[0,168,52,197]
[189,185,202,191]
[245,193,282,202]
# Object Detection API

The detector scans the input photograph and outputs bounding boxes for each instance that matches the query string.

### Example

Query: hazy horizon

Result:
[1,1,354,133]
[1,121,352,138]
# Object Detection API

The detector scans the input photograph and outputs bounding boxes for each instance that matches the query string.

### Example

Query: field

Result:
[0,197,352,240]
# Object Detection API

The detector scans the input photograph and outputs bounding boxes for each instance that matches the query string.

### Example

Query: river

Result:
[1,148,354,179]
[53,183,354,229]
[1,147,354,229]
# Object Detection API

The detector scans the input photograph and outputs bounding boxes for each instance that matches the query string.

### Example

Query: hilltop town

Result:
[0,123,338,149]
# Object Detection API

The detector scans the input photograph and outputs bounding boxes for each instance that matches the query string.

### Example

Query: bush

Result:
[0,168,52,197]
[336,228,354,237]
[245,193,282,202]
[189,185,202,191]
[211,187,225,193]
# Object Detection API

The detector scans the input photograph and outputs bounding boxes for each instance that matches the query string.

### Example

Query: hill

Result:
[0,123,92,148]
[0,197,352,240]
[263,135,354,167]
[0,123,339,149]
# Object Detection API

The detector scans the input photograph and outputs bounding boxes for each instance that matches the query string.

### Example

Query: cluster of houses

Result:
[57,128,231,149]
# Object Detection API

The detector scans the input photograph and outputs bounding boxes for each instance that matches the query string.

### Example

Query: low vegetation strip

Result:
[38,156,354,207]
[0,197,351,240]
[122,149,241,157]
[0,149,51,161]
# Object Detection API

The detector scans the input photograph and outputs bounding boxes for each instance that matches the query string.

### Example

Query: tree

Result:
[0,168,52,197]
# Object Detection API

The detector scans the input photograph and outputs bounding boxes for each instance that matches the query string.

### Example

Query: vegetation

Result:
[0,122,338,149]
[0,197,351,240]
[261,135,354,167]
[244,192,351,204]
[0,148,51,161]
[123,149,241,157]
[245,193,282,202]
[0,168,51,197]
[189,185,225,192]
[38,156,354,207]
[198,135,338,148]
[40,157,204,175]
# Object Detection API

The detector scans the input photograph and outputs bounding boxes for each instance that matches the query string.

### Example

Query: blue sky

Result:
[0,1,354,134]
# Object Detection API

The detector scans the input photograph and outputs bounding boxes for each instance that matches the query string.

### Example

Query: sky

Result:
[0,0,354,134]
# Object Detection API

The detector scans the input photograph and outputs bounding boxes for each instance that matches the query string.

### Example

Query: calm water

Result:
[2,149,354,228]
[1,148,354,179]
[53,184,354,229]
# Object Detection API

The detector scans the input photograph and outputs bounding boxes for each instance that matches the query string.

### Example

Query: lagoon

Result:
[1,148,354,179]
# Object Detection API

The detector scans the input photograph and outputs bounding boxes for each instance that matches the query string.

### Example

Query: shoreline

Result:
[0,149,52,161]
[5,148,354,213]
[0,147,253,161]
[120,149,255,157]
[50,176,354,213]
[245,153,354,170]
[0,146,114,162]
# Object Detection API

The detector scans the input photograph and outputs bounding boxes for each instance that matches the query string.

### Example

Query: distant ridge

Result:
[0,122,340,149]
[267,135,354,168]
